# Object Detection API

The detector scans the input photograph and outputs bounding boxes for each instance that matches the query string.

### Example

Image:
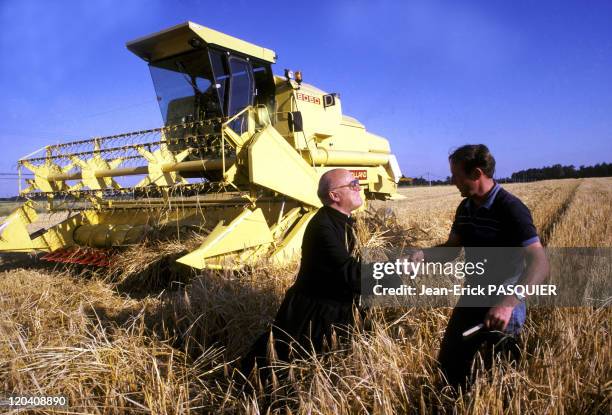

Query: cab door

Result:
[227,56,255,134]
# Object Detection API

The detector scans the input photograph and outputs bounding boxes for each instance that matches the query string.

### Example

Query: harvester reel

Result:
[69,140,124,190]
[135,142,190,187]
[20,160,74,194]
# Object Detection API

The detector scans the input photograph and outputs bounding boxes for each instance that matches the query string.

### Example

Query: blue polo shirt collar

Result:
[466,182,501,211]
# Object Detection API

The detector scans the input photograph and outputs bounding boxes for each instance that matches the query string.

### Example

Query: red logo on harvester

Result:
[296,92,321,105]
[350,170,367,180]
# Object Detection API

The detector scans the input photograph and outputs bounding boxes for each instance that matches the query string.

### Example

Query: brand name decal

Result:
[296,92,321,105]
[350,170,368,180]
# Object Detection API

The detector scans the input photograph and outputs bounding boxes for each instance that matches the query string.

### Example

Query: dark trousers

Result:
[438,306,522,390]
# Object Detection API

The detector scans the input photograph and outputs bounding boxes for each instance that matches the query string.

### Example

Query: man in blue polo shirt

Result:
[410,144,549,389]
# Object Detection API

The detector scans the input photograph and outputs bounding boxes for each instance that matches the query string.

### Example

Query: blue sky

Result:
[0,0,611,196]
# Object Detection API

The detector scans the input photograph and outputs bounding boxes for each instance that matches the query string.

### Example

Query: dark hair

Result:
[449,144,496,177]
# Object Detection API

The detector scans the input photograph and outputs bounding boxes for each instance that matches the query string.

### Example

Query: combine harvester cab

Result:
[0,22,402,270]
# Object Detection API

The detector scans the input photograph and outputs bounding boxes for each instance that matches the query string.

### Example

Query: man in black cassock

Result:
[242,168,364,376]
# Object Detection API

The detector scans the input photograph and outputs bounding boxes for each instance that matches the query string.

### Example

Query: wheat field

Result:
[0,178,610,414]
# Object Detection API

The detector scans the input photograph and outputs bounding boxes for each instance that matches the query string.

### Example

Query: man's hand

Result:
[484,304,514,331]
[483,242,548,332]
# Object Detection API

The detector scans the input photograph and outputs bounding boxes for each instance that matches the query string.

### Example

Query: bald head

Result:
[317,169,358,206]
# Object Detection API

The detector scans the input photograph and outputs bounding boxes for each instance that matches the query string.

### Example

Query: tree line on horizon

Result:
[399,162,612,186]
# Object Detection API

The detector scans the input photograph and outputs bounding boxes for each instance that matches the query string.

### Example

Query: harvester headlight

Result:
[284,68,294,80]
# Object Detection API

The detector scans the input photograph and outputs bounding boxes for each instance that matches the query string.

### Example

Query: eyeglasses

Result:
[331,179,361,191]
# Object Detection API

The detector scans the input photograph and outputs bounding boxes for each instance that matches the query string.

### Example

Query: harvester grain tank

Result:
[0,22,402,270]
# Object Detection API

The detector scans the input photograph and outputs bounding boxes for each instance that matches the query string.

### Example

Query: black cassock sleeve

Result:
[302,221,361,298]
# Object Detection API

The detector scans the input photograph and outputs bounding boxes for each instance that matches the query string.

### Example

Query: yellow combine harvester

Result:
[0,22,402,270]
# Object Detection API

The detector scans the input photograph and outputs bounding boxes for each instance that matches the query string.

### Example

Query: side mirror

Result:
[288,111,303,132]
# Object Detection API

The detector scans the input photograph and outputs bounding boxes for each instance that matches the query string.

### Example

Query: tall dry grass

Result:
[0,178,610,413]
[0,270,228,413]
